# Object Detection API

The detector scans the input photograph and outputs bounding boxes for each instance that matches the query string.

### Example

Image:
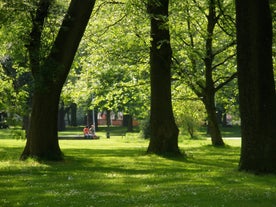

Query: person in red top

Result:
[83,126,91,138]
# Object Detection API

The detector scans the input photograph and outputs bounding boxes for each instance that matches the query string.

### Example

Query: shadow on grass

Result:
[0,143,241,175]
[49,144,241,178]
[1,141,276,207]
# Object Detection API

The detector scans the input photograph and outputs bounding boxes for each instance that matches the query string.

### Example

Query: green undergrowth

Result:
[0,127,25,140]
[0,137,275,207]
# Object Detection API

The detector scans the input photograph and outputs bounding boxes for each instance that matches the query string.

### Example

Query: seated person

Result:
[83,126,91,138]
[89,124,99,139]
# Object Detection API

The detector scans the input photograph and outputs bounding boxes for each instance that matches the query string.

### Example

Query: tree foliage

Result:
[173,84,205,139]
[0,1,31,121]
[170,0,236,146]
[61,0,151,121]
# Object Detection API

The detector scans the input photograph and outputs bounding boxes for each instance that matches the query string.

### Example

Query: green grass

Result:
[0,134,275,207]
[195,125,241,139]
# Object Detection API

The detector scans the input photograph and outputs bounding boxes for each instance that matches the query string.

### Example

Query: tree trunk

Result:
[21,90,62,160]
[203,92,224,146]
[127,115,133,132]
[123,114,133,132]
[87,110,93,126]
[106,110,111,127]
[58,101,66,131]
[94,108,99,131]
[236,0,276,173]
[22,115,30,138]
[147,0,181,156]
[70,103,77,126]
[203,0,224,146]
[21,0,96,161]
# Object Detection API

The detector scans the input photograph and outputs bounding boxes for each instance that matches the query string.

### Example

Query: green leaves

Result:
[61,0,150,118]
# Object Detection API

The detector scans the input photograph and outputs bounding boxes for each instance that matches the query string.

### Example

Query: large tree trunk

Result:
[236,0,276,173]
[21,0,96,161]
[147,0,181,156]
[21,90,62,160]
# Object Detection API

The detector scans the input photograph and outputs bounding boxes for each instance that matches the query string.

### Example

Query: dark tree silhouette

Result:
[236,0,276,173]
[21,0,96,160]
[147,0,181,156]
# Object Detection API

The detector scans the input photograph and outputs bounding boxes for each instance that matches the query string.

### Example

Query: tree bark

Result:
[106,110,111,127]
[147,0,181,156]
[21,89,62,160]
[203,92,224,146]
[21,0,96,161]
[203,0,224,146]
[236,0,276,173]
[70,103,77,126]
[58,101,66,131]
[123,114,133,132]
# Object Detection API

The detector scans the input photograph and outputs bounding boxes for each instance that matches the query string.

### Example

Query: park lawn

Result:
[0,136,275,207]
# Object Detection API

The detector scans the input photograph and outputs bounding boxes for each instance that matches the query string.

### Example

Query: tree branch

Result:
[212,53,236,70]
[27,0,53,79]
[213,40,236,57]
[215,72,237,92]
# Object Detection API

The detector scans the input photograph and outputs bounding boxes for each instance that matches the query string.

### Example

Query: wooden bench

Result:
[106,131,126,138]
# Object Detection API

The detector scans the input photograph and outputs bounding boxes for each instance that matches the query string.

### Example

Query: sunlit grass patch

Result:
[0,137,275,207]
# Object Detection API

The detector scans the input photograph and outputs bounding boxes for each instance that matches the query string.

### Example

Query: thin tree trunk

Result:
[203,0,224,146]
[70,103,77,126]
[22,115,30,138]
[203,92,224,146]
[58,101,66,131]
[123,114,133,132]
[87,110,93,126]
[127,115,133,132]
[236,0,276,173]
[106,110,111,127]
[147,0,181,156]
